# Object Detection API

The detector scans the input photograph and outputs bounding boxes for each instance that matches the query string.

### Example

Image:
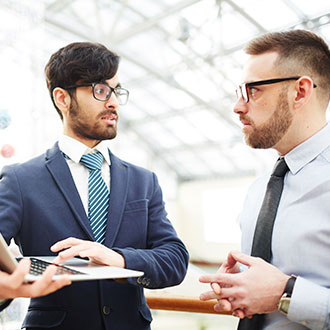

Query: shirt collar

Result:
[284,124,330,175]
[58,135,111,166]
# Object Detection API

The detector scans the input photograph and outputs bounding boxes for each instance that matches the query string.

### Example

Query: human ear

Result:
[293,76,314,108]
[52,87,71,115]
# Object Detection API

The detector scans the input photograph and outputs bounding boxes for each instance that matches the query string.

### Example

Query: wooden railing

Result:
[146,293,231,315]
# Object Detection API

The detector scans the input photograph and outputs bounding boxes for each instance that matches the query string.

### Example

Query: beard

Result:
[242,88,293,149]
[68,98,117,142]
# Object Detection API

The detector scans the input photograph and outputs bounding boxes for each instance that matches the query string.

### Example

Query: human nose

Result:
[233,97,248,115]
[105,91,120,109]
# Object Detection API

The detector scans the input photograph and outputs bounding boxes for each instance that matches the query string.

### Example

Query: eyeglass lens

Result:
[93,83,129,105]
[236,84,248,103]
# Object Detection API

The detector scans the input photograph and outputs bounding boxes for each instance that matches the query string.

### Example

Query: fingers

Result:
[211,282,221,295]
[27,265,71,297]
[232,308,246,319]
[229,251,254,267]
[199,272,237,287]
[199,290,221,301]
[51,237,84,252]
[52,244,87,265]
[0,259,31,299]
[8,258,31,289]
[52,238,97,265]
[214,299,232,313]
[226,250,240,267]
[0,261,71,299]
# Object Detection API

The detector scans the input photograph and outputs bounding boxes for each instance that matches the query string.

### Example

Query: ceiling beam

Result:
[112,0,204,42]
[223,0,267,33]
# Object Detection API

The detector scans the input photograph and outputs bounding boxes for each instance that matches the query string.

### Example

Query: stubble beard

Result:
[68,100,117,142]
[244,89,293,149]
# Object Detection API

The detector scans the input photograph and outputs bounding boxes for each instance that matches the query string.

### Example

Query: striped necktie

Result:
[80,152,109,244]
[238,157,289,330]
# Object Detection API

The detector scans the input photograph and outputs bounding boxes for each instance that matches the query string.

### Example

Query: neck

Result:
[274,117,327,155]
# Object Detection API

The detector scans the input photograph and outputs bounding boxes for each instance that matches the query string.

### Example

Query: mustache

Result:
[99,109,118,117]
[239,115,253,125]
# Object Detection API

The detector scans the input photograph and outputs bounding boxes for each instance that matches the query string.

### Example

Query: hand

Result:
[51,237,125,268]
[0,258,71,299]
[200,251,289,317]
[199,250,242,315]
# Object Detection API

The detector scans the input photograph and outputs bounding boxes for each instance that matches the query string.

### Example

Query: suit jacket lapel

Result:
[45,143,95,241]
[105,151,129,247]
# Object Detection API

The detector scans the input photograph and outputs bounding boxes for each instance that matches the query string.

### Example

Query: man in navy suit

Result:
[0,42,189,330]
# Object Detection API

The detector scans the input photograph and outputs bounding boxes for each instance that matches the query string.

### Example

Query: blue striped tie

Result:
[80,152,109,243]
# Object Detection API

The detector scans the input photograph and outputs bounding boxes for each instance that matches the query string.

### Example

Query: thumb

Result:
[229,251,255,267]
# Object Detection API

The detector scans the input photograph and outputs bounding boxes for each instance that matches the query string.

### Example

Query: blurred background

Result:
[1,0,330,329]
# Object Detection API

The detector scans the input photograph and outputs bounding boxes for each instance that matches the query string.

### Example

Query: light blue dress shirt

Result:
[239,124,330,330]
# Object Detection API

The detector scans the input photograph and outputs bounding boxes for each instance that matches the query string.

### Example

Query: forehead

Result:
[242,52,279,82]
[104,73,119,86]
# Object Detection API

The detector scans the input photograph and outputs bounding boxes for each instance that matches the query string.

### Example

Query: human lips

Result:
[241,120,251,127]
[101,112,117,126]
[239,116,252,127]
[239,116,253,132]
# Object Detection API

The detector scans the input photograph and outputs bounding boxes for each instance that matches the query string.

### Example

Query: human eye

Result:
[94,84,105,94]
[248,86,259,99]
[94,83,110,98]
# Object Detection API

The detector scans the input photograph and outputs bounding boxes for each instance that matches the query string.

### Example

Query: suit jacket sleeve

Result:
[0,165,24,243]
[114,172,189,289]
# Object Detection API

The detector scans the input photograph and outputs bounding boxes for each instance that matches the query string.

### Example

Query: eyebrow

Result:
[102,81,121,88]
[100,80,121,88]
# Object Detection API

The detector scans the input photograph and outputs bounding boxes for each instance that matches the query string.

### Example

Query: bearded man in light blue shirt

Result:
[200,29,330,330]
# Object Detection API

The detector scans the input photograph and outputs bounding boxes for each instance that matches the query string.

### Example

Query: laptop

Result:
[0,233,143,282]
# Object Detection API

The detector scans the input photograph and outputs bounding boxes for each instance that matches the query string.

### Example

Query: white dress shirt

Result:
[58,135,111,215]
[239,124,330,330]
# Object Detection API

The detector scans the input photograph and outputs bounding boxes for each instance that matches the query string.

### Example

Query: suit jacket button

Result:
[102,306,111,315]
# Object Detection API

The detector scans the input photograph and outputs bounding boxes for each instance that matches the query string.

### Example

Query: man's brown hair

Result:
[245,29,330,103]
[45,42,120,119]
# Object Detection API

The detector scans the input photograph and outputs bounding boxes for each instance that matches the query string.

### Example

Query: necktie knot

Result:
[272,157,289,177]
[80,152,104,171]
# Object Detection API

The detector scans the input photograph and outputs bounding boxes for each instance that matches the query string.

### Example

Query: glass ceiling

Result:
[1,0,330,196]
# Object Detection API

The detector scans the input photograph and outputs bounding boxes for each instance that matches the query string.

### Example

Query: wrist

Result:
[280,274,291,296]
[278,275,297,315]
[114,251,126,268]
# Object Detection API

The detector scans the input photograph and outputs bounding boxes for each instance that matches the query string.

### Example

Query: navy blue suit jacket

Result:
[0,143,189,330]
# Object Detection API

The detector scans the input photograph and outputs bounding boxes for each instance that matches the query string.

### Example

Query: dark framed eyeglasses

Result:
[64,82,129,105]
[236,76,317,103]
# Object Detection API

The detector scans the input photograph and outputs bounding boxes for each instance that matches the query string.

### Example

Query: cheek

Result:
[80,102,102,118]
[75,91,103,114]
[255,99,277,123]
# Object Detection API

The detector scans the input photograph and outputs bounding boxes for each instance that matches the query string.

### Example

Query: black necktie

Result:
[238,157,289,330]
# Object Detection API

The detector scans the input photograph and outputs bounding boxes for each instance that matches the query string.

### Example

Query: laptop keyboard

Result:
[17,257,85,276]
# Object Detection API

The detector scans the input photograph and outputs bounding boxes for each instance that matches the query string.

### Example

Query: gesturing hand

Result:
[200,251,289,317]
[51,237,125,268]
[199,250,242,315]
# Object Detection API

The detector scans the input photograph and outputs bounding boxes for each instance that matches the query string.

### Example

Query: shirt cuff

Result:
[288,276,330,330]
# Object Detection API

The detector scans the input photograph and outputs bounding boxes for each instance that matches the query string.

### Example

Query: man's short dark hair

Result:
[45,42,120,119]
[245,29,330,104]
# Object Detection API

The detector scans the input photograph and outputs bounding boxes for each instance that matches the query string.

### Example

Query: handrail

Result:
[145,293,231,315]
